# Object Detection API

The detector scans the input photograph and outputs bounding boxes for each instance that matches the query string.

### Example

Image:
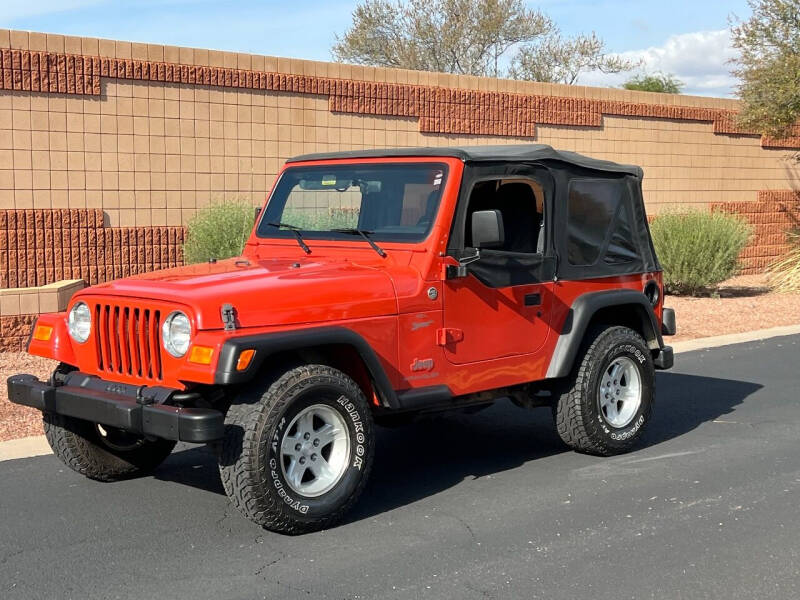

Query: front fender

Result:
[214,326,399,409]
[27,312,77,367]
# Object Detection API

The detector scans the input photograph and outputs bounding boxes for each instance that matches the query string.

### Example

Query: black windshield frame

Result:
[255,162,450,243]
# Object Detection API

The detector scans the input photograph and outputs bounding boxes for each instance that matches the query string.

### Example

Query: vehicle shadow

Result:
[152,371,762,523]
[643,371,762,446]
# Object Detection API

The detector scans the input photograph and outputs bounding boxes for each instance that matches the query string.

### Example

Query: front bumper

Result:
[7,373,224,443]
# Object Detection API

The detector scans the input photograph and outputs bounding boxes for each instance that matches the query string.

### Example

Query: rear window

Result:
[567,178,637,266]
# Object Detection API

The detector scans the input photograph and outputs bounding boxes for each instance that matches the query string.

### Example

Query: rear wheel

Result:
[553,325,654,456]
[218,364,375,535]
[43,413,176,481]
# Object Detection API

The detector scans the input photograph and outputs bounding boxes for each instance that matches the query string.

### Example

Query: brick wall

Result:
[0,208,184,288]
[0,28,798,292]
[714,190,800,274]
[0,314,36,351]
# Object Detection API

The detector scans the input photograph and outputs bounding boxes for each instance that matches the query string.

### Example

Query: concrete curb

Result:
[1,324,799,463]
[0,435,51,462]
[671,324,800,354]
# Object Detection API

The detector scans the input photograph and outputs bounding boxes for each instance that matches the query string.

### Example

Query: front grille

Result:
[93,303,163,381]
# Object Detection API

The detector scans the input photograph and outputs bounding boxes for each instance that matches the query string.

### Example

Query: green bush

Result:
[282,207,359,231]
[650,210,752,295]
[768,229,800,292]
[183,201,256,264]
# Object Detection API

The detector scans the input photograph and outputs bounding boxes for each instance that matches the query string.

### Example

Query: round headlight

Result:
[67,301,92,343]
[162,311,191,358]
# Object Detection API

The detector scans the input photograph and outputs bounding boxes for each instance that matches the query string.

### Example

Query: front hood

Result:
[81,257,398,330]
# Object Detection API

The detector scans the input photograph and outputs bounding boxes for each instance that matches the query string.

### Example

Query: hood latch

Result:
[221,303,238,331]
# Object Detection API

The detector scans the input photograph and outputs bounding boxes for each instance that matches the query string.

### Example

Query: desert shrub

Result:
[768,229,800,292]
[650,210,751,295]
[282,207,359,230]
[183,200,256,264]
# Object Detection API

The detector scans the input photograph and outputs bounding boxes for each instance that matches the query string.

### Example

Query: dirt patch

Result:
[667,274,800,343]
[0,353,56,442]
[2,274,799,443]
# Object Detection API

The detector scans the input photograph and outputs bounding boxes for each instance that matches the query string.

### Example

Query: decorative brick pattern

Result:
[0,48,100,96]
[713,191,800,274]
[0,209,185,288]
[0,314,36,351]
[0,46,795,149]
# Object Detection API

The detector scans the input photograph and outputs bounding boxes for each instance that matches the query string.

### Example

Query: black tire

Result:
[553,325,654,456]
[43,412,177,481]
[218,364,375,535]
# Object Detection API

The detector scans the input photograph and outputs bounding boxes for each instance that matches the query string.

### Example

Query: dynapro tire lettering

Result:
[269,415,310,514]
[610,414,645,441]
[269,457,310,514]
[337,395,365,470]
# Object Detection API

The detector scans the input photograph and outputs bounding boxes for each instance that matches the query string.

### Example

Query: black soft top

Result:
[287,144,642,178]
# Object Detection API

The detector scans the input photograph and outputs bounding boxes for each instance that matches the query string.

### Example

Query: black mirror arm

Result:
[445,248,481,280]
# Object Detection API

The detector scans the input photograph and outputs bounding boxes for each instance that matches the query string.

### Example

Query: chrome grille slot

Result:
[94,302,163,381]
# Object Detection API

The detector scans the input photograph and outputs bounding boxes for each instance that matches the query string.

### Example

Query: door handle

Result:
[524,293,541,306]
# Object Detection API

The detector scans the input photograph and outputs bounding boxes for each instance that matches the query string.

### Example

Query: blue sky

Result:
[1,0,751,97]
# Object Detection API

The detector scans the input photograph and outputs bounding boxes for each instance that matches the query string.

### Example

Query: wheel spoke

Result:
[285,458,306,489]
[281,433,300,457]
[315,423,343,447]
[605,400,618,421]
[609,362,621,381]
[298,410,315,436]
[310,456,336,481]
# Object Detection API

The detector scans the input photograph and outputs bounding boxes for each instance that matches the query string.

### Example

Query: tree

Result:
[730,0,800,138]
[333,0,638,83]
[622,73,684,94]
[510,31,638,84]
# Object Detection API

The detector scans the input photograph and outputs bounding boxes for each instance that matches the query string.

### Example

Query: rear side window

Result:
[567,178,637,266]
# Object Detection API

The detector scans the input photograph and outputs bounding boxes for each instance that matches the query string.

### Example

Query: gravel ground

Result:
[0,353,55,442]
[667,274,800,343]
[2,274,798,443]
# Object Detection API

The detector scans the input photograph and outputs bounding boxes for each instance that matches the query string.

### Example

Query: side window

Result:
[465,179,543,253]
[567,179,631,266]
[604,202,638,265]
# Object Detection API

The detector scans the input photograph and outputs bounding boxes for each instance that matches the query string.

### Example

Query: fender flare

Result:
[545,289,664,379]
[214,326,399,409]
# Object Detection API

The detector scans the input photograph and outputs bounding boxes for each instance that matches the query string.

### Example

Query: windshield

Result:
[256,163,448,243]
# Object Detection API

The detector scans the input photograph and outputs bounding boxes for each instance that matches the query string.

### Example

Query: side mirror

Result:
[472,210,504,249]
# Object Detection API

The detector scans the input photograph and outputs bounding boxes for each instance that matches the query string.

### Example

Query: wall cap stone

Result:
[0,279,85,316]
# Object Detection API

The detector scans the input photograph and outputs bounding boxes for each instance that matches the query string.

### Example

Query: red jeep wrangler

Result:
[9,145,675,534]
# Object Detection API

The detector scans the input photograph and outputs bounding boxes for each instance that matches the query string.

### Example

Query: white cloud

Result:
[577,29,740,98]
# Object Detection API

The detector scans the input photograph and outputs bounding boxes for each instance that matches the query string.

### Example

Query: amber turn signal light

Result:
[32,324,53,341]
[236,349,256,371]
[188,345,214,365]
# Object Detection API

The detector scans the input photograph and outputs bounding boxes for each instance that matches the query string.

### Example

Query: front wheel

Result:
[43,413,177,481]
[553,325,655,456]
[218,364,375,534]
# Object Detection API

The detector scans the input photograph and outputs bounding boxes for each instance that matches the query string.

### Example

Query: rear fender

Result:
[546,289,663,379]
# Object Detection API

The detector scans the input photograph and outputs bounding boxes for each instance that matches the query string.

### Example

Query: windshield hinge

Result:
[221,303,238,331]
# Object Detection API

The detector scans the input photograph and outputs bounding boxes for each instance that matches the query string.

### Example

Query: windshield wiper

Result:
[267,222,311,254]
[331,228,387,257]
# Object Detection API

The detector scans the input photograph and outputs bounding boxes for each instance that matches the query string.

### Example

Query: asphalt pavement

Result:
[1,335,799,599]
